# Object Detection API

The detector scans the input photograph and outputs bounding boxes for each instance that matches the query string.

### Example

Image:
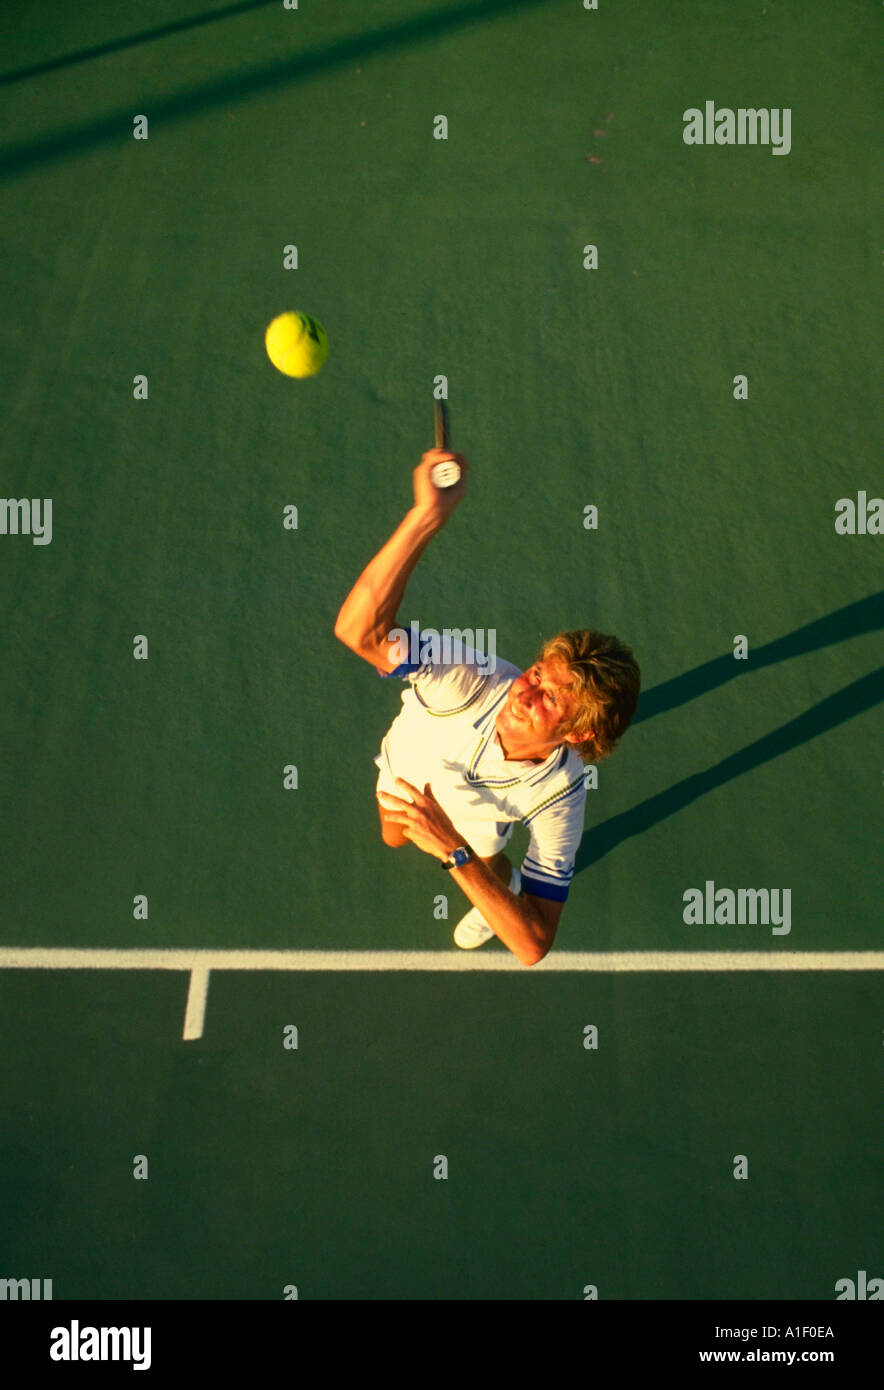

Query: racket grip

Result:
[431,400,459,486]
[430,460,461,488]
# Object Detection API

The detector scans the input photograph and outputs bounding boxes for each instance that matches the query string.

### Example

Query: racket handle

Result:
[431,400,460,488]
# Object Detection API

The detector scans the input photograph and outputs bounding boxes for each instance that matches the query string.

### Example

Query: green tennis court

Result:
[1,0,881,1300]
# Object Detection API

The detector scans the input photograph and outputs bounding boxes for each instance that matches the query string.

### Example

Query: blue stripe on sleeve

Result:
[520,873,570,903]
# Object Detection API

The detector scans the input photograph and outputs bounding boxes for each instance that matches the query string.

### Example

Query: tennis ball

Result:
[265,311,329,378]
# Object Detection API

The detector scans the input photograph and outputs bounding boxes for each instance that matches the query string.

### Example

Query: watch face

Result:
[443,847,471,869]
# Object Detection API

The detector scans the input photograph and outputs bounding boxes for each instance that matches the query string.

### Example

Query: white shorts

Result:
[374,746,515,860]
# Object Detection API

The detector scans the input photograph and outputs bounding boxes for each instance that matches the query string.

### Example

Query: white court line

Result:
[182,966,210,1041]
[1,949,883,972]
[2,950,882,1041]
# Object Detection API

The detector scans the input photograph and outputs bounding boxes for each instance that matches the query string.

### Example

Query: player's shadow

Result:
[0,1,278,87]
[575,590,884,873]
[0,0,556,182]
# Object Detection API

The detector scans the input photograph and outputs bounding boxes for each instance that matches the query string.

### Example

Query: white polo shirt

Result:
[374,651,587,902]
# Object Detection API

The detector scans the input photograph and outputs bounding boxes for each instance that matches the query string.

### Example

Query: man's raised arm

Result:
[333,448,468,672]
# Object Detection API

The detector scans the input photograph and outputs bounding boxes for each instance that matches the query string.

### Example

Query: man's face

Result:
[495,658,588,759]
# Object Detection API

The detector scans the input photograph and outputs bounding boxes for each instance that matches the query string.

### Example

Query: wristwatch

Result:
[441,846,473,871]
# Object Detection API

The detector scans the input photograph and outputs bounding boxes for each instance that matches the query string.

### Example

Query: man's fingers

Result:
[378,793,410,812]
[379,789,417,811]
[394,777,425,803]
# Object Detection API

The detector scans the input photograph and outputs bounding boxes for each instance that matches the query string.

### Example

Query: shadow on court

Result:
[635,590,884,725]
[576,590,884,874]
[0,0,278,87]
[0,0,561,181]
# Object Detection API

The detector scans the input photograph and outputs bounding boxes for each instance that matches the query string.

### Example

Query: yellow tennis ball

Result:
[265,311,329,378]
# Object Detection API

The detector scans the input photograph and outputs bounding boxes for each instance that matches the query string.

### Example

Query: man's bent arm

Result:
[447,857,563,967]
[377,778,563,966]
[334,507,442,669]
[334,450,467,670]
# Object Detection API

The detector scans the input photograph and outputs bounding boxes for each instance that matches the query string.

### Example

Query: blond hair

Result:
[540,629,640,762]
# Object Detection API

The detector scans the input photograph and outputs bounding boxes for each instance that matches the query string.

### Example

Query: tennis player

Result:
[334,448,640,966]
